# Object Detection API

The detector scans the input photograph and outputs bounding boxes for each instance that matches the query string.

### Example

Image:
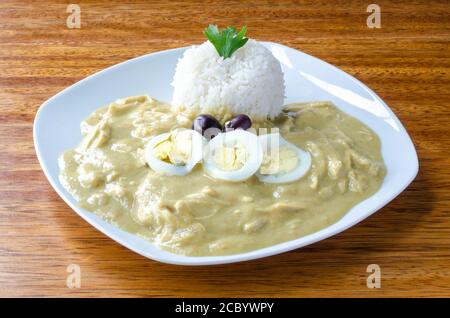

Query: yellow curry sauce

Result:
[58,95,386,256]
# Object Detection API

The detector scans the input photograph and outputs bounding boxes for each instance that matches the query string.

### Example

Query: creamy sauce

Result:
[58,95,386,256]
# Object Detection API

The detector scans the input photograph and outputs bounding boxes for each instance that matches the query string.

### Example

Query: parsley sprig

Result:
[204,25,249,59]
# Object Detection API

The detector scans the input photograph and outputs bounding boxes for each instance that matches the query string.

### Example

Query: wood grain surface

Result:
[0,0,449,297]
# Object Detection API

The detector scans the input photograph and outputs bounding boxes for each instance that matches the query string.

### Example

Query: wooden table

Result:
[0,0,449,297]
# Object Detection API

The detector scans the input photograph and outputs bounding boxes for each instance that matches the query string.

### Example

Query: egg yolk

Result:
[213,143,248,171]
[260,145,298,175]
[153,130,192,166]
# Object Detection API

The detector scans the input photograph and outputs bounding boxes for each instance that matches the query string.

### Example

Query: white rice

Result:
[171,39,285,119]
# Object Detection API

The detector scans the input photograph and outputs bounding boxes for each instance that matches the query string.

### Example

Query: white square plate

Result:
[34,42,418,265]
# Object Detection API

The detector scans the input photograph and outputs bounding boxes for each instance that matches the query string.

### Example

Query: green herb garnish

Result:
[204,25,249,59]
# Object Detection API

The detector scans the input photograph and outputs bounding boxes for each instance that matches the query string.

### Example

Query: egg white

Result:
[145,129,205,176]
[256,133,311,184]
[203,130,263,182]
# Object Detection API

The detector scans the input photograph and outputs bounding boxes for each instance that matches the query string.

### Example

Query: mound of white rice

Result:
[171,39,285,119]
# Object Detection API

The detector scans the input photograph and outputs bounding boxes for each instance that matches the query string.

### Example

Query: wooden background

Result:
[0,0,449,297]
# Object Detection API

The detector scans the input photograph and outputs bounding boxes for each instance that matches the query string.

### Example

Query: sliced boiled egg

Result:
[203,130,263,182]
[256,133,311,184]
[145,128,205,176]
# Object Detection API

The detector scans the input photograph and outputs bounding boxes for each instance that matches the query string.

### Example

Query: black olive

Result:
[192,114,222,140]
[224,114,252,132]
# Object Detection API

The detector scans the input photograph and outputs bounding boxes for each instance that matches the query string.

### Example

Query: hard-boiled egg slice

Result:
[203,130,263,182]
[145,129,205,176]
[256,133,311,184]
